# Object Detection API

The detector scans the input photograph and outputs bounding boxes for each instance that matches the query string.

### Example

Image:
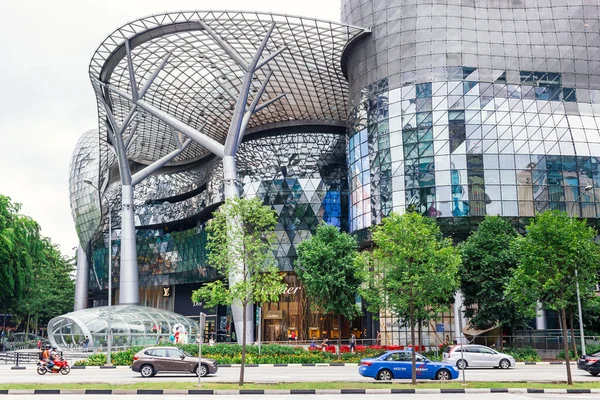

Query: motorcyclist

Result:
[49,347,60,370]
[42,345,54,370]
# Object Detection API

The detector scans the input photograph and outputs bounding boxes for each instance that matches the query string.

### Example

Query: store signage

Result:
[162,287,171,297]
[282,286,301,295]
[264,310,283,319]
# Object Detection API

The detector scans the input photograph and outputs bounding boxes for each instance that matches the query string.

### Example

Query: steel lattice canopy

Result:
[89,11,368,167]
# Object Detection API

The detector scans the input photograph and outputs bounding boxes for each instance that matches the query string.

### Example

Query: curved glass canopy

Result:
[48,305,199,349]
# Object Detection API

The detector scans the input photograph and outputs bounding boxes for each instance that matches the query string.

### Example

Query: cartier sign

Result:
[282,286,301,295]
[264,310,283,319]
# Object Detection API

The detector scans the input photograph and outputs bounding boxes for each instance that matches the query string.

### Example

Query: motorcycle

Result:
[37,358,71,375]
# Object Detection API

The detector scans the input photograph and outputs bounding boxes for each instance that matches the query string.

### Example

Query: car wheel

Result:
[499,359,510,369]
[60,366,71,375]
[140,364,154,378]
[376,369,393,381]
[590,372,599,376]
[456,359,468,370]
[195,364,208,377]
[435,369,451,381]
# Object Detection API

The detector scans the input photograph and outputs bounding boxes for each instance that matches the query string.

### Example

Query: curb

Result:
[0,388,598,395]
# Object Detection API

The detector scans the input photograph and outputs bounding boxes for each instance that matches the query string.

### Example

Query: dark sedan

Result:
[132,347,218,378]
[577,352,600,376]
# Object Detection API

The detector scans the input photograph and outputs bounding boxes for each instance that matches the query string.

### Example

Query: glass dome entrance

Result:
[47,305,199,349]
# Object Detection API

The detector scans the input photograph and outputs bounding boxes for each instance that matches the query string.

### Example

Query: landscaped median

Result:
[73,343,541,366]
[0,382,599,395]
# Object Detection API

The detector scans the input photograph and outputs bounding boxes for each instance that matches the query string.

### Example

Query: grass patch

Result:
[1,381,600,390]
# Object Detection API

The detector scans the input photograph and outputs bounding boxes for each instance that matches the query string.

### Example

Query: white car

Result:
[443,344,515,369]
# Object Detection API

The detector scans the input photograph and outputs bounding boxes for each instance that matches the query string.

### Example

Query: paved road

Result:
[0,364,597,384]
[0,394,598,399]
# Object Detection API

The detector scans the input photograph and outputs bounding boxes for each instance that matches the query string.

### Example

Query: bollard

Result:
[11,352,25,370]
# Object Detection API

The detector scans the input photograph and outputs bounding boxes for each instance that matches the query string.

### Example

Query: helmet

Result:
[45,345,51,349]
[51,347,57,351]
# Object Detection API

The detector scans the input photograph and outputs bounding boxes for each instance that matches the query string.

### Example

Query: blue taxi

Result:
[358,350,460,381]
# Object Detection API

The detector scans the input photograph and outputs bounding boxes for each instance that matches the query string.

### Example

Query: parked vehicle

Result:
[577,352,600,376]
[131,346,218,378]
[358,350,459,381]
[36,358,70,375]
[443,344,515,369]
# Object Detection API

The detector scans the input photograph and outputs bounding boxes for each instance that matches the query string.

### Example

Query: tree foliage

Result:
[506,210,600,385]
[358,212,461,384]
[191,197,285,385]
[0,195,40,311]
[0,194,75,333]
[459,216,526,331]
[13,238,75,327]
[295,223,362,358]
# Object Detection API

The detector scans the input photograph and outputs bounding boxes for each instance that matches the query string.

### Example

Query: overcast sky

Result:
[0,0,342,256]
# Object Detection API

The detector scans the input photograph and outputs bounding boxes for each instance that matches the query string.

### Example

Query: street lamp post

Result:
[84,179,113,365]
[569,184,593,357]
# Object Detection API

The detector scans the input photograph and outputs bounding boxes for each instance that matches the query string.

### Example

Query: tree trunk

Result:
[239,302,247,386]
[337,314,342,361]
[26,313,30,335]
[410,286,416,385]
[569,306,578,358]
[560,307,573,385]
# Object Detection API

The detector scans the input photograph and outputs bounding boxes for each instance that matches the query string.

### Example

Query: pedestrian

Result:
[443,335,450,347]
[320,337,329,351]
[83,336,90,352]
[37,339,42,350]
[350,333,356,354]
[376,331,381,346]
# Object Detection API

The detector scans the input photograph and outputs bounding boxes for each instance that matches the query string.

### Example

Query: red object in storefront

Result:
[355,345,367,353]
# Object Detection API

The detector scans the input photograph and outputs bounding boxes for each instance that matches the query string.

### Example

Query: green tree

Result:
[191,197,285,386]
[507,210,600,385]
[13,238,75,332]
[459,216,526,342]
[0,195,40,329]
[295,223,362,359]
[358,212,461,384]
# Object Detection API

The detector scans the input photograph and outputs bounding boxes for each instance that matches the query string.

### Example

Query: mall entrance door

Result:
[263,309,283,342]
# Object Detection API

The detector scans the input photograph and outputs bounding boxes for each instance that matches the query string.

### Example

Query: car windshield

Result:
[182,350,193,358]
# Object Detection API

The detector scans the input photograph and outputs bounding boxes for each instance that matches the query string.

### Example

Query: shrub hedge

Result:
[74,344,387,366]
[73,343,542,366]
[557,343,600,360]
[501,347,541,362]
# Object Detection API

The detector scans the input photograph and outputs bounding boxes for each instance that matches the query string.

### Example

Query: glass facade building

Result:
[68,0,600,346]
[341,0,600,343]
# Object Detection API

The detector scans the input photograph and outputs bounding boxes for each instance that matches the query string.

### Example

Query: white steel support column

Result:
[74,246,89,311]
[223,155,253,345]
[453,292,467,344]
[119,184,138,305]
[535,301,547,330]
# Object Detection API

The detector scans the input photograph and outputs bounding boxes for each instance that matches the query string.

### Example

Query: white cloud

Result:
[0,0,341,255]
